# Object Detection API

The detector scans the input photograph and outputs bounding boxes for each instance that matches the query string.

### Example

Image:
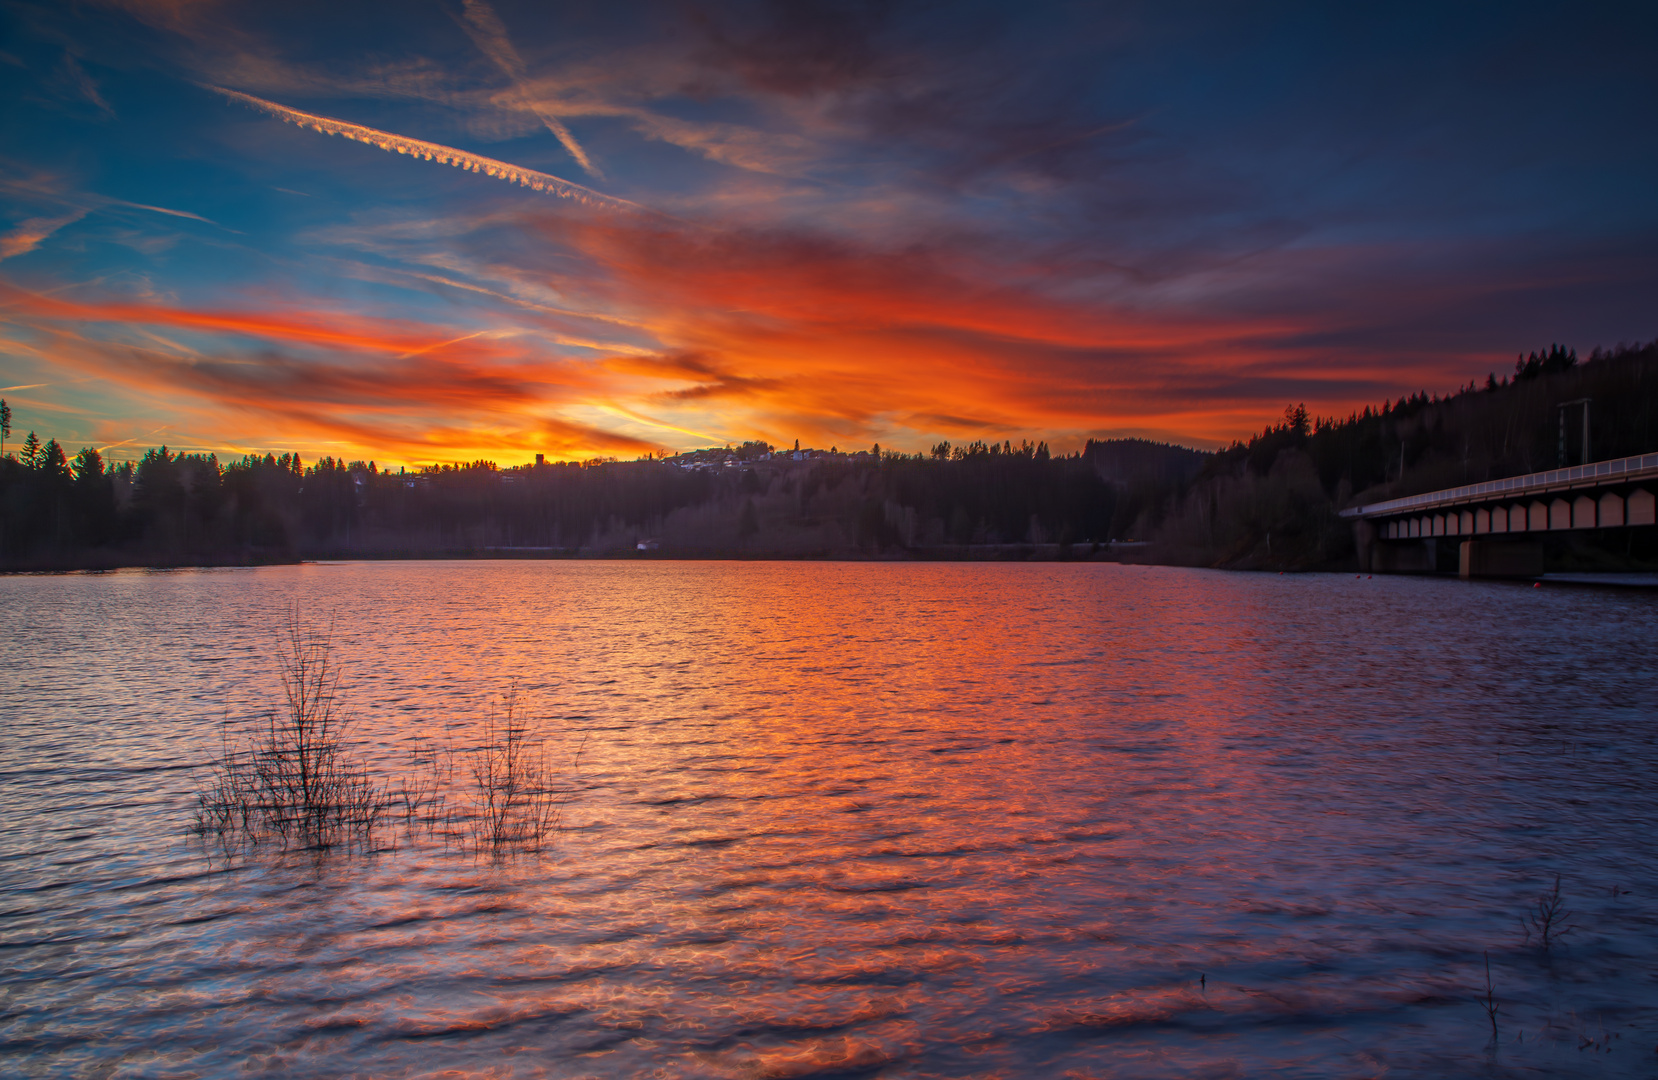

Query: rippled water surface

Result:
[3,561,1657,1078]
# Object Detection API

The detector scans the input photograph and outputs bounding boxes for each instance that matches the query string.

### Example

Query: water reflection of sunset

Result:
[5,562,1656,1075]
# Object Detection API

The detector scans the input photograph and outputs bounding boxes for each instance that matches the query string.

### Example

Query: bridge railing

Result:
[1339,451,1658,519]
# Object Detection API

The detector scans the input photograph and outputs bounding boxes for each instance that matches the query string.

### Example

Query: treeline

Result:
[1135,340,1658,569]
[7,339,1654,570]
[0,428,1121,568]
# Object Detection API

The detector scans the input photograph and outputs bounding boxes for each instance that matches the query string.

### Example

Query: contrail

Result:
[459,0,601,178]
[98,426,171,456]
[111,199,221,225]
[0,174,224,230]
[597,403,721,444]
[208,86,633,211]
[393,329,491,360]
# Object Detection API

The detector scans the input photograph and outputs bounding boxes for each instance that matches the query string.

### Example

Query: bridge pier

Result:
[1354,517,1376,571]
[1459,539,1544,579]
[1369,538,1437,574]
[1634,488,1657,525]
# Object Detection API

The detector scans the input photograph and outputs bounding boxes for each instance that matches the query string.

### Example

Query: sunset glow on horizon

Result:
[2,1,1655,467]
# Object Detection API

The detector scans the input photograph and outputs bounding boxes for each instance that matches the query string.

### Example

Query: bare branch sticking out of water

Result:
[1479,951,1499,1042]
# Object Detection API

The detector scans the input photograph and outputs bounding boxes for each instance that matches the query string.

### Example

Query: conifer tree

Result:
[41,439,68,478]
[72,447,104,482]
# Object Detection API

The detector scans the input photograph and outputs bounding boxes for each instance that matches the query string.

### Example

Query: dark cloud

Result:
[613,350,786,401]
[915,412,998,431]
[687,0,897,97]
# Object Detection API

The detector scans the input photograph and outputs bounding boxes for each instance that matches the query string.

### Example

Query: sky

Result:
[1,0,1655,467]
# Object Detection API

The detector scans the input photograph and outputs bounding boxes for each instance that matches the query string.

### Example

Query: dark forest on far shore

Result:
[3,339,1656,572]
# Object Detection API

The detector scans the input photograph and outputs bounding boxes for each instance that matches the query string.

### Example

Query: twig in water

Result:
[1479,951,1499,1042]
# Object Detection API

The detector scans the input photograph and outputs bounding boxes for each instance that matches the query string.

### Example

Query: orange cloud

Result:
[519,212,1380,448]
[0,281,657,463]
[1,207,1496,464]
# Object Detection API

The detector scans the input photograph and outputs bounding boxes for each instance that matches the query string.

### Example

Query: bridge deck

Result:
[1339,451,1658,520]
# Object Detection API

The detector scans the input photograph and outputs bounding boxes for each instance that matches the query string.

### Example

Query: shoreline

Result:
[6,530,1655,582]
[8,550,1658,585]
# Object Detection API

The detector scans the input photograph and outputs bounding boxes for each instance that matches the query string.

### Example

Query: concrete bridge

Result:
[1340,451,1658,576]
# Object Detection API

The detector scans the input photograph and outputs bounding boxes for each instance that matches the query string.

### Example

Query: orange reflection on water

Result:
[4,561,1655,1076]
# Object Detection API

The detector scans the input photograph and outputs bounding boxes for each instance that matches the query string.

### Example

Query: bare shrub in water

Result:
[397,736,455,834]
[193,628,583,859]
[192,618,390,852]
[191,722,259,839]
[457,684,579,855]
[1521,874,1576,951]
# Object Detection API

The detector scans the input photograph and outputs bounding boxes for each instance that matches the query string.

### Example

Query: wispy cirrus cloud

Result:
[59,54,115,117]
[0,209,89,261]
[457,0,601,178]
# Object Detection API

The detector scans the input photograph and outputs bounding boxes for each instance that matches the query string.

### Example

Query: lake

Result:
[2,561,1656,1077]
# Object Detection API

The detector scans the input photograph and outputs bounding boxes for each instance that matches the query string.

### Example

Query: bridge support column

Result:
[1354,517,1377,572]
[1373,539,1436,574]
[1459,539,1543,579]
[1632,488,1656,526]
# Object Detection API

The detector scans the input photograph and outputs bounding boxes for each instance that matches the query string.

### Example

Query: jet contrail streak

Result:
[393,329,491,359]
[459,0,601,178]
[98,426,172,455]
[111,199,221,225]
[208,86,634,211]
[597,403,720,443]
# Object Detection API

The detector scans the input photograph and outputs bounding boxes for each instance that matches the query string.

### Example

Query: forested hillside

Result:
[1137,340,1658,569]
[0,436,1121,568]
